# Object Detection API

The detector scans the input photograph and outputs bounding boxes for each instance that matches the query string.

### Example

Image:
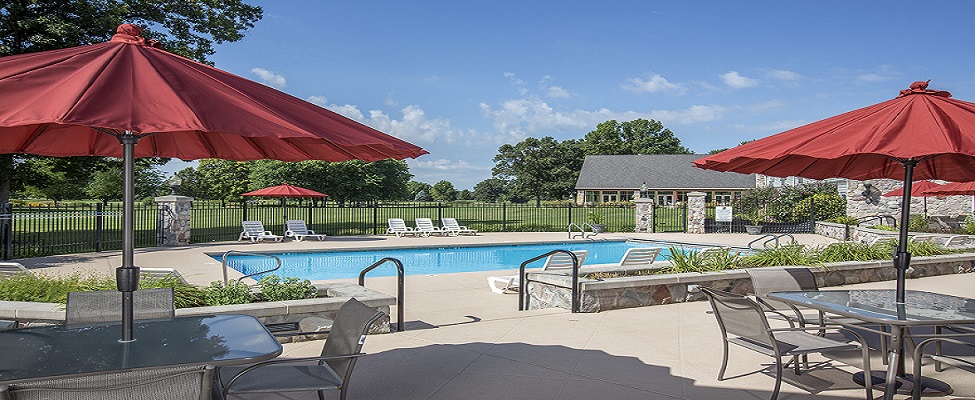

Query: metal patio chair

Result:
[214,298,385,400]
[0,364,214,400]
[911,326,975,400]
[65,288,175,325]
[701,287,873,400]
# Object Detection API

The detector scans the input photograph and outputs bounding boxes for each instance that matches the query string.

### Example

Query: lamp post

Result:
[167,174,182,196]
[640,182,649,199]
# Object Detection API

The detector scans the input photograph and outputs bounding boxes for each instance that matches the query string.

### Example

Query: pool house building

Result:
[574,154,757,205]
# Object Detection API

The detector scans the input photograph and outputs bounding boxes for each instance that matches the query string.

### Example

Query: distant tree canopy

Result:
[581,119,691,155]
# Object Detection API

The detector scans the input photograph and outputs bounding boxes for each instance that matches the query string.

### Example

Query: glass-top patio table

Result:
[768,290,975,400]
[0,314,283,384]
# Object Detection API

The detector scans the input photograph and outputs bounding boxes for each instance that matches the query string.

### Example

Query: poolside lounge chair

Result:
[441,217,477,236]
[487,250,588,294]
[238,221,283,243]
[285,220,326,241]
[587,247,663,270]
[0,261,32,277]
[214,298,384,400]
[414,218,443,237]
[942,235,975,248]
[386,218,415,237]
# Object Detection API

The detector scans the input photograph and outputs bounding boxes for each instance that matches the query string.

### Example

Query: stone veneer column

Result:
[634,197,653,232]
[686,192,706,234]
[154,195,193,246]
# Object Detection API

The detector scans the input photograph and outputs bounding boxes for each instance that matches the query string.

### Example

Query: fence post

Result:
[242,201,248,222]
[373,203,379,235]
[567,202,572,226]
[685,192,706,234]
[438,202,443,222]
[95,203,104,252]
[502,203,507,232]
[634,197,652,233]
[1,203,11,260]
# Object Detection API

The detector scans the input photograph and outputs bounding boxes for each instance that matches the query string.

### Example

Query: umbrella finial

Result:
[110,24,161,48]
[898,80,951,98]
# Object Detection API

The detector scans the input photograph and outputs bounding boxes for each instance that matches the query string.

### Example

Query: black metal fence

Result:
[653,203,687,232]
[704,196,815,234]
[191,201,636,243]
[1,203,162,260]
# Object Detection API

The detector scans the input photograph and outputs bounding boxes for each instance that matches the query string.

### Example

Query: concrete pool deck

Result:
[11,232,975,399]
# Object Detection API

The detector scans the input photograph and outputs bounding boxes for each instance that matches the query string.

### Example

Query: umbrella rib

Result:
[16,123,52,153]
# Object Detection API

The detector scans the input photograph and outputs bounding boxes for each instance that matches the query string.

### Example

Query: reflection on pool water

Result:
[217,240,708,281]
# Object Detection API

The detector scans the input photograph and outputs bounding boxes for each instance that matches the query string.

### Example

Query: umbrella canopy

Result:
[922,181,975,196]
[0,24,427,162]
[0,24,425,341]
[695,80,975,305]
[241,183,327,198]
[881,180,944,198]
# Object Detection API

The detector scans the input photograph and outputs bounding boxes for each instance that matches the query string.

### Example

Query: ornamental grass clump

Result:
[663,246,744,273]
[743,244,821,267]
[0,272,205,308]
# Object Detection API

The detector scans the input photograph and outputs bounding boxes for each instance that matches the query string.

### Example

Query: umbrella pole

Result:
[890,160,917,383]
[116,133,141,342]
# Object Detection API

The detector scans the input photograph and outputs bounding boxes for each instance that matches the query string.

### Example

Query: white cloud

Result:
[547,86,570,98]
[250,68,286,89]
[766,69,802,81]
[409,158,490,172]
[621,73,687,94]
[721,71,758,89]
[305,95,470,145]
[503,72,525,86]
[479,97,725,143]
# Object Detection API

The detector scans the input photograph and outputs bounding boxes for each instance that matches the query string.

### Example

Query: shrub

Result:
[204,280,253,306]
[829,216,859,225]
[794,192,846,221]
[743,245,821,267]
[0,273,205,308]
[663,246,743,273]
[256,274,317,301]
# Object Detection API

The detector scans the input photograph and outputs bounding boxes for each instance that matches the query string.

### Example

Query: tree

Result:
[196,159,250,201]
[473,178,508,203]
[492,137,584,206]
[0,0,264,203]
[407,181,432,201]
[457,189,473,201]
[368,159,412,201]
[430,180,458,202]
[581,119,691,155]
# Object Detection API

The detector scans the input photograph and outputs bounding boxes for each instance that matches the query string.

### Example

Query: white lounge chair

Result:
[487,250,588,294]
[238,220,283,243]
[414,218,443,237]
[386,218,415,237]
[441,217,477,236]
[616,247,662,268]
[140,267,189,284]
[942,235,975,248]
[285,220,326,241]
[0,262,32,277]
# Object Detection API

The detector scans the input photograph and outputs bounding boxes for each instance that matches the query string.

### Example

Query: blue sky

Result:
[162,1,975,189]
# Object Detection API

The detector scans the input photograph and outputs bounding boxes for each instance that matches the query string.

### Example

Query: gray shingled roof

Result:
[574,154,756,190]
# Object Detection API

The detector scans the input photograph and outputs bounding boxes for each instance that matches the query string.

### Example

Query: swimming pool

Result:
[218,240,702,281]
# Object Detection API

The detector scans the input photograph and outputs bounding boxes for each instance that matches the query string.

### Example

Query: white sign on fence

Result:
[716,206,733,222]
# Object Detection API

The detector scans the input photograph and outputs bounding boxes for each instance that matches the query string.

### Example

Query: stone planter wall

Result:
[526,253,975,313]
[815,221,898,244]
[0,282,395,340]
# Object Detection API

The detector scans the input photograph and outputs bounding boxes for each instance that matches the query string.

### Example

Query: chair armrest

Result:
[219,353,366,396]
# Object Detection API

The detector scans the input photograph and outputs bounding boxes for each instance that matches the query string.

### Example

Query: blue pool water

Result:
[218,240,698,281]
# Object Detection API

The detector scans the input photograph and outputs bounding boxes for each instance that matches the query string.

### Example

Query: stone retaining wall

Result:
[526,253,975,312]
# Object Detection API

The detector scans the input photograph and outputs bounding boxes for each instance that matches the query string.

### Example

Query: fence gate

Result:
[653,203,687,232]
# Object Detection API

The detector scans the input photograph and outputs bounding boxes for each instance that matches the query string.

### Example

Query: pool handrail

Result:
[518,250,581,313]
[567,223,597,239]
[221,250,282,284]
[748,233,797,250]
[358,257,405,332]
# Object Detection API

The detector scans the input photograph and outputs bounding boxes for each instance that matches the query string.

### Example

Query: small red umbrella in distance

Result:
[0,24,425,342]
[923,182,975,215]
[881,181,945,218]
[242,184,328,233]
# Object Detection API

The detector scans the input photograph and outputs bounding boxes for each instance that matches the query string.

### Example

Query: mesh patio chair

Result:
[214,298,385,400]
[0,364,214,400]
[911,326,975,400]
[746,267,889,356]
[65,288,175,325]
[701,287,873,400]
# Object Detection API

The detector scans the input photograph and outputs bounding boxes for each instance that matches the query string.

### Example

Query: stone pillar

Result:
[155,195,193,246]
[686,192,706,234]
[634,197,653,233]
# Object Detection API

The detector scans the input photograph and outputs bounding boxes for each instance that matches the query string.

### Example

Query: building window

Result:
[585,191,600,203]
[714,191,732,205]
[602,191,619,202]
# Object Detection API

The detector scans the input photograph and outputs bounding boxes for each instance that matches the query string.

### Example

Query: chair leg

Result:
[717,340,730,380]
[771,356,784,400]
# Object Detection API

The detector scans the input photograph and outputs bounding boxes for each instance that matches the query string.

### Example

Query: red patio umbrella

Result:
[0,24,426,341]
[694,81,975,397]
[881,180,945,218]
[923,181,975,215]
[242,183,328,234]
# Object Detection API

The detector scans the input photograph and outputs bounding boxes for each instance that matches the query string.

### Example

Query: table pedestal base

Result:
[853,371,952,396]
